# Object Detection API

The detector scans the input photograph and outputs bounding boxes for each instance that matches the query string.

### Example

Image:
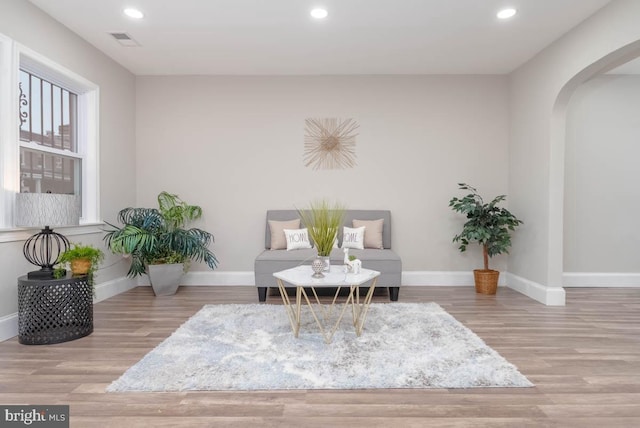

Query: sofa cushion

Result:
[341,226,365,249]
[268,219,300,250]
[284,228,312,251]
[353,218,384,249]
[342,210,392,249]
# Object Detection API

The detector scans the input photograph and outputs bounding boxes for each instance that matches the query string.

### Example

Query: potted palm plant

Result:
[297,200,345,272]
[103,191,218,296]
[449,183,523,294]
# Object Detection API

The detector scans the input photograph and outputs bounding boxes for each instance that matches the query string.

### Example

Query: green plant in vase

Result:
[103,191,218,296]
[297,199,345,271]
[56,243,105,292]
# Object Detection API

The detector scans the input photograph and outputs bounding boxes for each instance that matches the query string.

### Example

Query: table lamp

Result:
[15,193,80,279]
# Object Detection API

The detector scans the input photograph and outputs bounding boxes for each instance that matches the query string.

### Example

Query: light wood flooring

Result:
[1,285,639,427]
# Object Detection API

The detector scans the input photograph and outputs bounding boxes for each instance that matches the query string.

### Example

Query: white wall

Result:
[509,0,640,304]
[0,0,137,323]
[135,75,510,274]
[564,75,640,272]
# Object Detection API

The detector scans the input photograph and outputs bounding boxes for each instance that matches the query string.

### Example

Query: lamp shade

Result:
[15,193,80,227]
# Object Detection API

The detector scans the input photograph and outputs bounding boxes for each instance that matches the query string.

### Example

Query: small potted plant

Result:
[449,183,523,294]
[56,243,105,292]
[297,199,345,271]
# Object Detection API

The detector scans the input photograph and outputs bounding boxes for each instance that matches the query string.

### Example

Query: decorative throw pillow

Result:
[341,226,365,250]
[353,219,384,249]
[268,219,300,250]
[283,228,312,251]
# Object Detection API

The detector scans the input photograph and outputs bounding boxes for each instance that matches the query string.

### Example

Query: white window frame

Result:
[0,34,100,239]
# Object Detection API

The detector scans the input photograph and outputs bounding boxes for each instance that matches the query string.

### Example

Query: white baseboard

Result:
[134,270,640,290]
[401,271,507,286]
[146,270,508,287]
[505,272,566,306]
[94,276,138,302]
[402,271,565,306]
[182,271,255,286]
[0,313,18,343]
[563,272,640,287]
[135,271,256,287]
[2,269,579,342]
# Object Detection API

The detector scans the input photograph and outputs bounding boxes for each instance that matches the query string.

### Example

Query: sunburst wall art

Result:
[303,118,359,170]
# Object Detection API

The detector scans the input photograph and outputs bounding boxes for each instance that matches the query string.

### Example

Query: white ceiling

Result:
[27,0,630,76]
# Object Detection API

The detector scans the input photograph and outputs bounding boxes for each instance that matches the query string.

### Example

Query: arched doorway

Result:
[549,40,640,300]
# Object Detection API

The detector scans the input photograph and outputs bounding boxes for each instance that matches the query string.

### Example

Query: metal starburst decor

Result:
[304,118,359,170]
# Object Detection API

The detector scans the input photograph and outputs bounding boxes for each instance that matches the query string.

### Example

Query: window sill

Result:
[0,222,105,243]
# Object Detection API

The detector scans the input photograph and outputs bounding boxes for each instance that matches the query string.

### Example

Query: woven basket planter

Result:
[473,269,499,295]
[70,258,92,275]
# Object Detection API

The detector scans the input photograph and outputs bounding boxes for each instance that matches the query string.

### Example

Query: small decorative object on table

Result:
[311,257,325,278]
[343,248,362,274]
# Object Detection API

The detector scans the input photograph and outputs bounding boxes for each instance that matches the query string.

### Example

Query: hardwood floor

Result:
[1,285,639,427]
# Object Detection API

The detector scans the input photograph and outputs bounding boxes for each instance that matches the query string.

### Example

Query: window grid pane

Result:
[20,148,81,196]
[19,69,77,153]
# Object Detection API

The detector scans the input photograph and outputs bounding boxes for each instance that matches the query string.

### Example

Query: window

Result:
[0,34,99,231]
[19,69,81,196]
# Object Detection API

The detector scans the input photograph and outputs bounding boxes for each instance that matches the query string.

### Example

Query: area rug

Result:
[107,302,532,391]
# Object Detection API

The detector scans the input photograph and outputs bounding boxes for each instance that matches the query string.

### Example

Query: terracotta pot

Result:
[473,269,500,295]
[70,258,91,275]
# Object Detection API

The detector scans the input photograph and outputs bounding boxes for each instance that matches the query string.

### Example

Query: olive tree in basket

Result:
[449,183,523,294]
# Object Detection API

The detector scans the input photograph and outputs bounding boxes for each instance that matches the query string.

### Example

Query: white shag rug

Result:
[107,302,532,391]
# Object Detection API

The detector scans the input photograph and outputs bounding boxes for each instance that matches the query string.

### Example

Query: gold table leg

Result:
[353,278,378,336]
[278,277,378,344]
[277,278,300,337]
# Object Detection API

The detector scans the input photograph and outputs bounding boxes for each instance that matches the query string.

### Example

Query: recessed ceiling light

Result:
[497,8,517,19]
[310,8,328,19]
[124,8,144,19]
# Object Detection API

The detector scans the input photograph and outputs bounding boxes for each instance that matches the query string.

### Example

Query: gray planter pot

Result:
[147,263,185,296]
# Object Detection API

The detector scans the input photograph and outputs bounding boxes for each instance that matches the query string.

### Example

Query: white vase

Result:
[319,255,330,272]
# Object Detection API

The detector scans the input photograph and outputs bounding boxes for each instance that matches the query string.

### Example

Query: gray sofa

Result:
[254,210,402,302]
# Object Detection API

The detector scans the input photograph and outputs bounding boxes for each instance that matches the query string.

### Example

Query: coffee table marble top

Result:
[273,265,380,287]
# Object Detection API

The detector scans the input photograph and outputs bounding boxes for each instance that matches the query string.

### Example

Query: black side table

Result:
[18,274,93,345]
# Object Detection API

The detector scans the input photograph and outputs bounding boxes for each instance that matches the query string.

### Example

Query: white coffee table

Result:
[273,265,380,343]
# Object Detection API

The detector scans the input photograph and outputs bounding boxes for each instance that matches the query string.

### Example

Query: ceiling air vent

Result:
[109,32,140,47]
